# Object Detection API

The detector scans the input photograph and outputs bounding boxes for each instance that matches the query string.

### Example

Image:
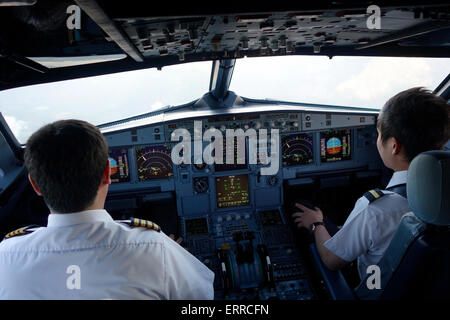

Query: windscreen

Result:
[230,56,448,109]
[0,61,211,144]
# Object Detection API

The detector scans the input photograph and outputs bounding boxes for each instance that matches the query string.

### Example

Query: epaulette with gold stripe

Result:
[120,217,161,232]
[4,225,41,239]
[363,188,386,203]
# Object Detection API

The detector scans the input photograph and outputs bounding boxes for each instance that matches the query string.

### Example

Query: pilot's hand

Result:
[169,234,189,251]
[291,203,324,230]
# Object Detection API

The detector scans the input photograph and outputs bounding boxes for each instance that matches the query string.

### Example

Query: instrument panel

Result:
[102,108,381,300]
[104,111,377,187]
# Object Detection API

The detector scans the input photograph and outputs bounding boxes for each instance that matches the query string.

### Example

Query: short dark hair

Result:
[24,120,108,213]
[377,87,450,162]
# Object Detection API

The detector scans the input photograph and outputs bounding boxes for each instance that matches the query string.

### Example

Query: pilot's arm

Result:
[292,203,349,271]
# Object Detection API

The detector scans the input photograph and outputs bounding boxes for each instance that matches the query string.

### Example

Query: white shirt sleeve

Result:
[162,233,215,300]
[323,198,375,262]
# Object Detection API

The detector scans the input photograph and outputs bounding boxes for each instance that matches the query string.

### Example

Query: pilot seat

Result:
[355,150,450,299]
[311,150,450,300]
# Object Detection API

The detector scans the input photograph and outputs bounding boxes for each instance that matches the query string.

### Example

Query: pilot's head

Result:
[376,87,449,171]
[24,119,111,213]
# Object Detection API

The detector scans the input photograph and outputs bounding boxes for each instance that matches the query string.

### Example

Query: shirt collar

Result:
[386,170,408,189]
[47,209,113,227]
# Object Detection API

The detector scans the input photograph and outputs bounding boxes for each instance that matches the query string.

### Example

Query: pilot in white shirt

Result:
[292,87,450,282]
[323,171,409,279]
[0,210,215,300]
[0,119,214,300]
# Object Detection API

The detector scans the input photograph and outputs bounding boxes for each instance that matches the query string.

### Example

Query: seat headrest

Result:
[407,150,450,226]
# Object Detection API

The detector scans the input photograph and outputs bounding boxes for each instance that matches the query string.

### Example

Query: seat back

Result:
[355,150,450,300]
[380,228,450,299]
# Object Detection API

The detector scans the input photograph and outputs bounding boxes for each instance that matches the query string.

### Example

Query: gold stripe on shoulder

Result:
[4,226,35,239]
[369,189,381,199]
[126,218,161,232]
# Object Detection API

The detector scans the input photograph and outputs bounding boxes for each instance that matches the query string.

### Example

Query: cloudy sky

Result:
[0,55,448,143]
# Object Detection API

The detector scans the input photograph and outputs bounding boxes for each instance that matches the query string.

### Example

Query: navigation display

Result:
[136,144,174,181]
[320,129,351,162]
[108,147,130,183]
[214,137,247,172]
[281,133,314,167]
[216,174,250,208]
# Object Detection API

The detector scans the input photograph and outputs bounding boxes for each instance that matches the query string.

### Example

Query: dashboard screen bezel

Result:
[108,147,131,184]
[215,174,251,209]
[135,144,175,181]
[319,129,352,163]
[281,132,315,168]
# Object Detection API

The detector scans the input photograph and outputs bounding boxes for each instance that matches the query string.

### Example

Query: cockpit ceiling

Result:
[0,1,449,90]
[117,7,450,60]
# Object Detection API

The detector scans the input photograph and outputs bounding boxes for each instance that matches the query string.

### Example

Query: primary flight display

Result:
[108,147,130,183]
[320,129,351,162]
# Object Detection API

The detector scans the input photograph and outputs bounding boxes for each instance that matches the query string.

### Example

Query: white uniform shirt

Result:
[324,171,410,280]
[0,210,215,300]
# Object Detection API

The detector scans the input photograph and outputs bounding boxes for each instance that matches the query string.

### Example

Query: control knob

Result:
[193,177,209,194]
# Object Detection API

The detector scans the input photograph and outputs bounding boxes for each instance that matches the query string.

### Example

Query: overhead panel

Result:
[116,7,449,61]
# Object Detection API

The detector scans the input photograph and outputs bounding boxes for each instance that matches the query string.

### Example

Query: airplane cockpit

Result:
[0,1,449,301]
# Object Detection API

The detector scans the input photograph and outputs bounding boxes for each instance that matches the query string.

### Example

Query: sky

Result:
[0,55,448,143]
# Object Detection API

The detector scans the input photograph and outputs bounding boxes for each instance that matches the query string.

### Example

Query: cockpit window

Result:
[229,55,449,109]
[1,56,448,144]
[0,61,211,144]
